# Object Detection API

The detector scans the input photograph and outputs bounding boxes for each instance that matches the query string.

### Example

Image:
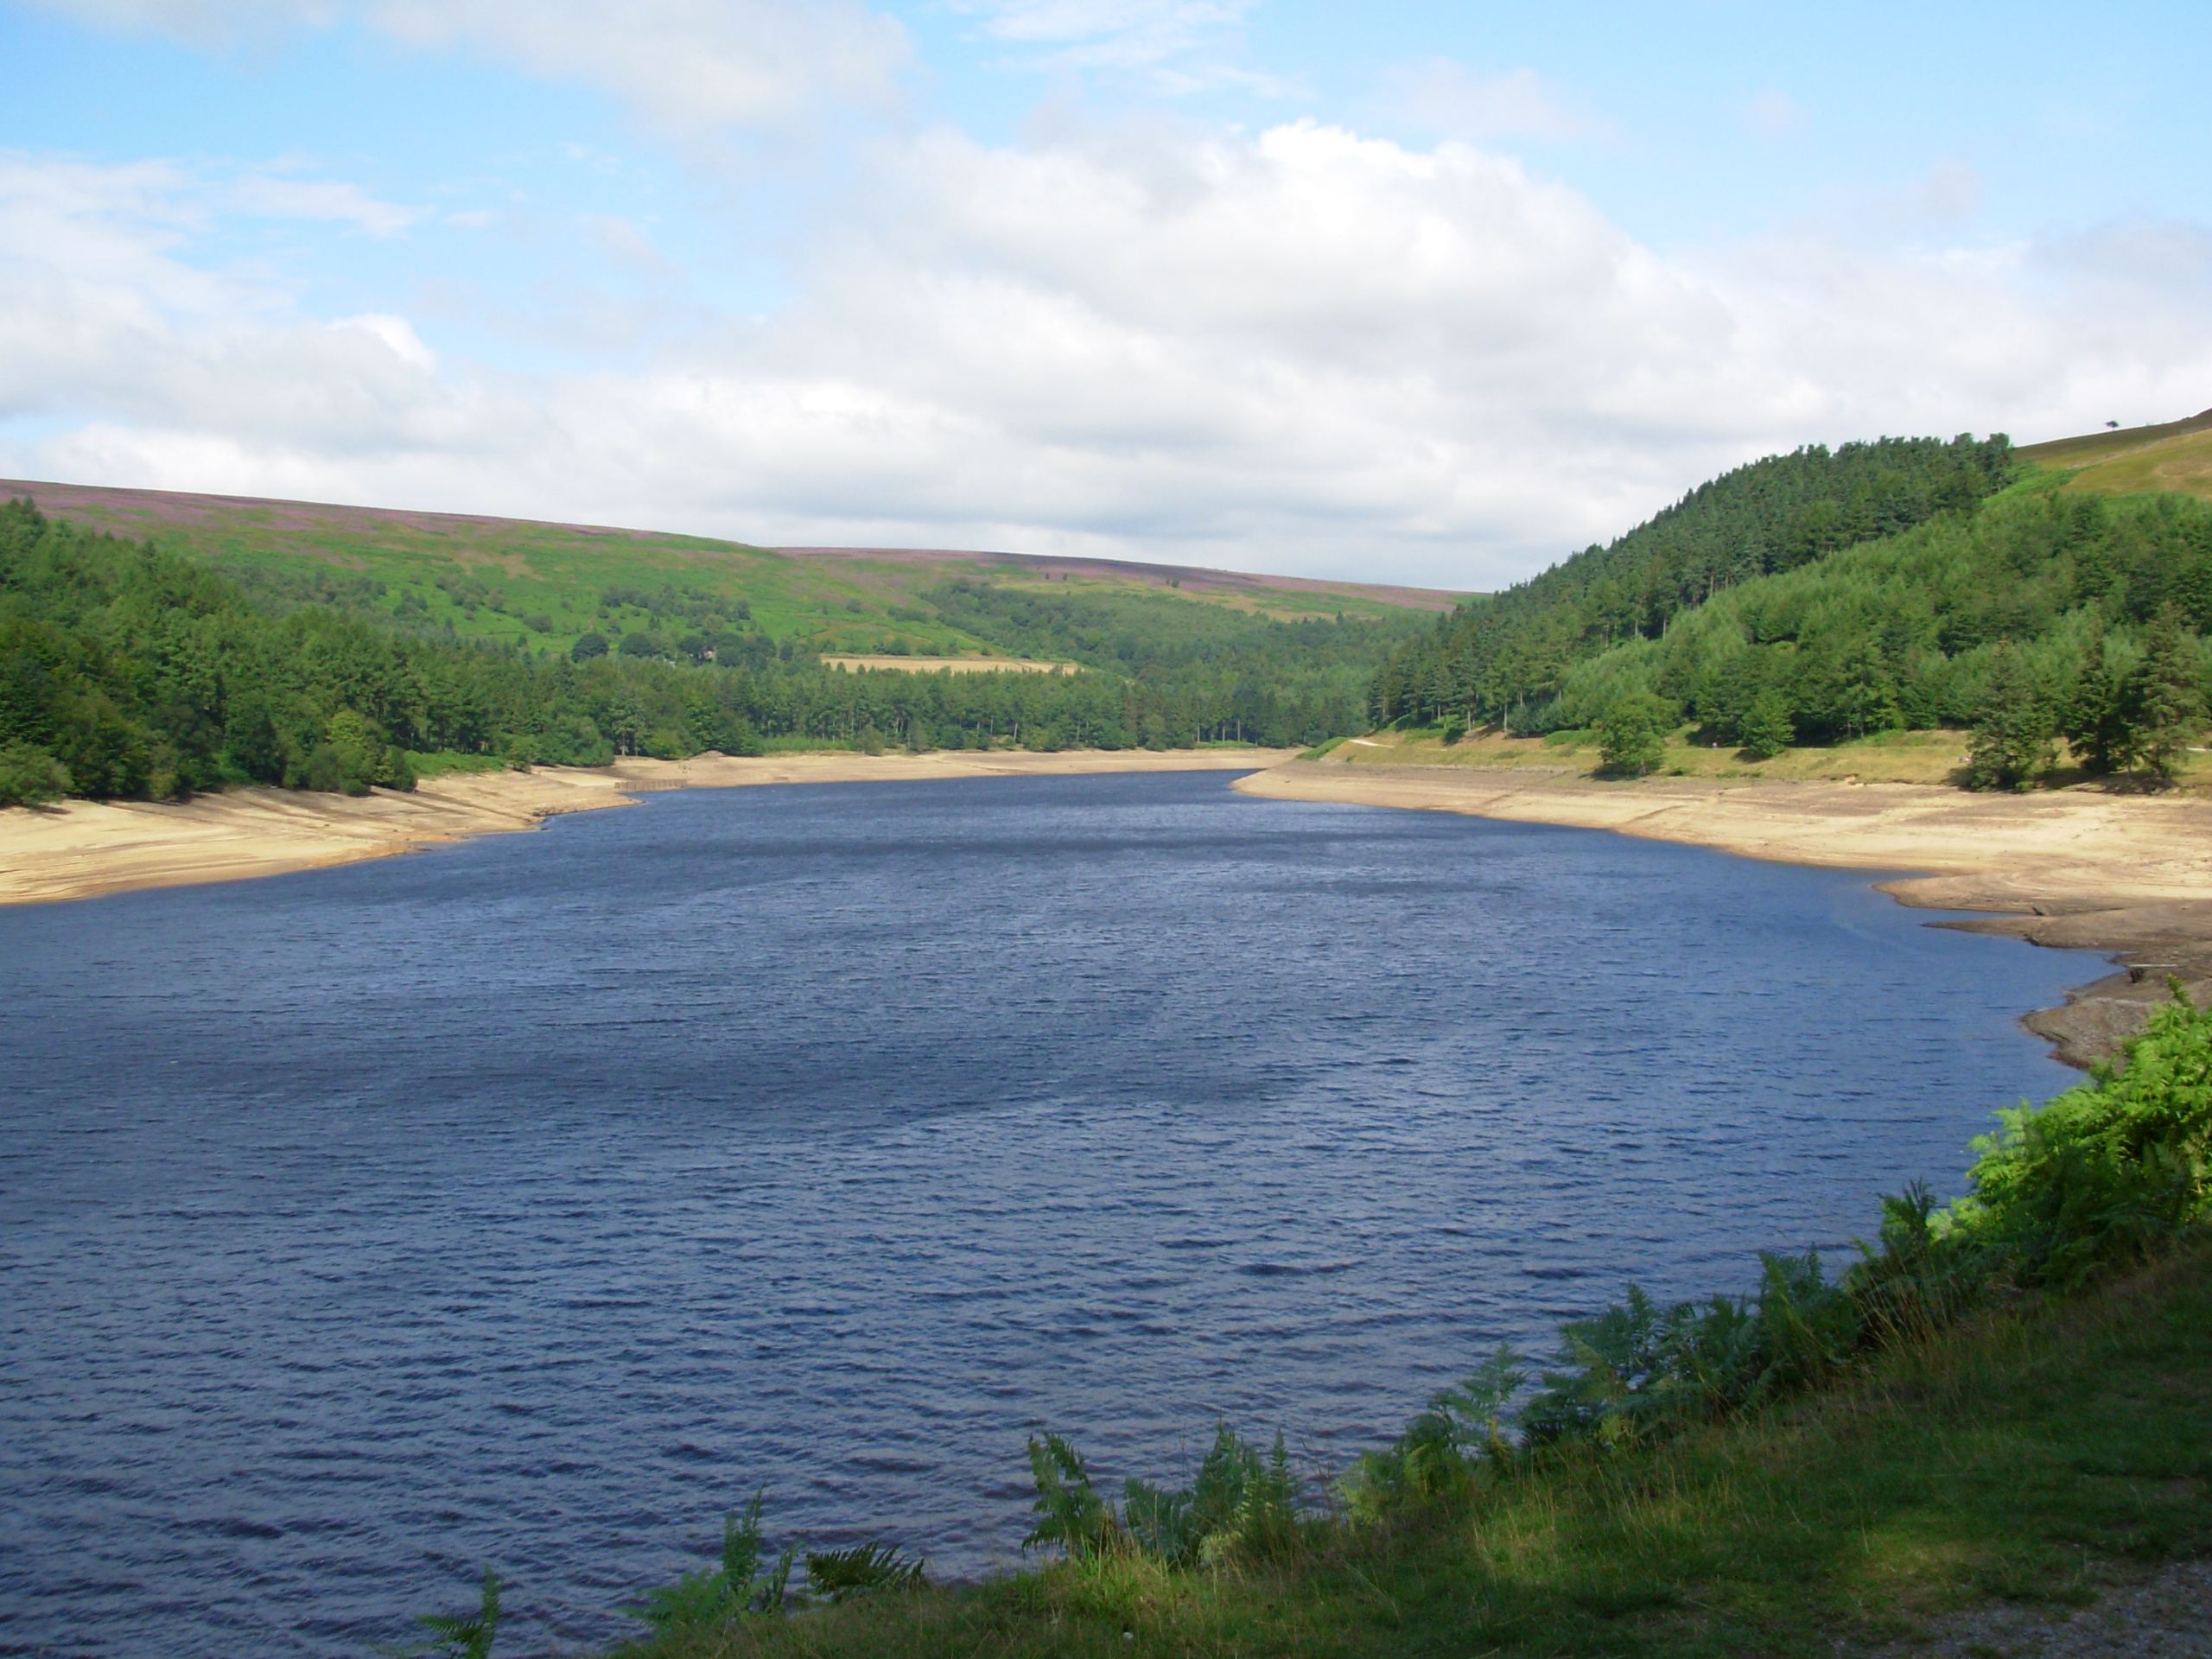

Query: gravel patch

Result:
[1873,1557,2212,1656]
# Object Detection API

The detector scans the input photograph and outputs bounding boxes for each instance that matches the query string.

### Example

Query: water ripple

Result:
[0,772,2094,1656]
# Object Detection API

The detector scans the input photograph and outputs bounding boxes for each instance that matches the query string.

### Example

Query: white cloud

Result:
[35,0,914,135]
[944,0,1290,97]
[1384,60,1607,144]
[5,126,2211,588]
[226,172,420,236]
[951,0,1257,67]
[366,0,912,137]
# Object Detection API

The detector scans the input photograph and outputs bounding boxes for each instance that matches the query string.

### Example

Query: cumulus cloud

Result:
[34,0,913,134]
[5,125,2211,588]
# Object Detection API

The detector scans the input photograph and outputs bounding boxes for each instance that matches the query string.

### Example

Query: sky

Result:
[3,2,2209,589]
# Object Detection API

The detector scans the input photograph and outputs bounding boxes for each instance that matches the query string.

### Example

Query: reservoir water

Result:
[0,771,2098,1656]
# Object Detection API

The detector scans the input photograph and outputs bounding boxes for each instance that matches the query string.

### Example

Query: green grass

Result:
[610,1237,2212,1658]
[2016,409,2212,472]
[2015,410,2212,505]
[402,749,515,779]
[2053,426,2212,504]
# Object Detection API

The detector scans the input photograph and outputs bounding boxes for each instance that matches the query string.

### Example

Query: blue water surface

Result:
[0,772,2099,1656]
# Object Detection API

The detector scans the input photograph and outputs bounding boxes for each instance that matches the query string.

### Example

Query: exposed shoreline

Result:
[0,747,1293,908]
[1234,760,2212,1065]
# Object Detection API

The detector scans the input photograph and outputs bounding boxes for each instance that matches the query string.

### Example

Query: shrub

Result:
[1597,691,1672,777]
[803,1542,925,1603]
[1948,983,2212,1286]
[1022,1433,1118,1560]
[627,1490,793,1632]
[1025,1425,1306,1572]
[0,741,70,807]
[404,1567,499,1659]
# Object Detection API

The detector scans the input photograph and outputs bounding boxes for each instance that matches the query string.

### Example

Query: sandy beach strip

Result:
[1235,759,2212,1063]
[0,747,1292,908]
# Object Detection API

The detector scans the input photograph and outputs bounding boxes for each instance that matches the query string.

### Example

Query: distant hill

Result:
[0,479,1461,668]
[2018,410,2212,502]
[0,480,1455,807]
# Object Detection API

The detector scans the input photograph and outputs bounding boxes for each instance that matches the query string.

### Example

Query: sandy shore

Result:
[0,748,1291,908]
[1236,760,2212,1065]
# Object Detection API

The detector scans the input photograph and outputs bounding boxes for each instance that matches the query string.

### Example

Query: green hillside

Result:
[1370,435,2014,728]
[2017,407,2212,477]
[0,479,1458,665]
[2021,413,2212,504]
[0,497,1441,807]
[1371,423,2212,789]
[0,480,1471,806]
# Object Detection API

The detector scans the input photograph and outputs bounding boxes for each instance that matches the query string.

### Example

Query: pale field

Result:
[817,655,1078,674]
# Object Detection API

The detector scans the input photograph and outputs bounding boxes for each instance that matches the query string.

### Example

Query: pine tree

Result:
[1738,688,1795,760]
[1966,641,2052,791]
[2063,628,2137,775]
[2133,607,2208,785]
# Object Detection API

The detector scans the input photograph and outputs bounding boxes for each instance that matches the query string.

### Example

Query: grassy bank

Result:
[594,1239,2210,1659]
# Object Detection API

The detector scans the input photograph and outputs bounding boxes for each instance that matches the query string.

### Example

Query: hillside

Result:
[0,493,1428,809]
[2018,410,2212,503]
[0,480,1459,667]
[1370,423,2212,789]
[1370,435,2015,728]
[0,477,1465,810]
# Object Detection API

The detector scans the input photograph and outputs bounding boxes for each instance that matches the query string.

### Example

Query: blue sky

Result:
[3,0,2208,586]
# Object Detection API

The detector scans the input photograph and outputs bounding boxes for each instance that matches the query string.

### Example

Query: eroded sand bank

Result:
[1235,760,2212,1064]
[0,748,1292,908]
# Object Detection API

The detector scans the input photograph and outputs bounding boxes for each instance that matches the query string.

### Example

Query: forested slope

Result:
[1371,435,2014,728]
[0,502,1387,807]
[1370,429,2212,785]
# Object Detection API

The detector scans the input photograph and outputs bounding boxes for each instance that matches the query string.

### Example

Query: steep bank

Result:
[1235,759,2212,1064]
[0,748,1292,906]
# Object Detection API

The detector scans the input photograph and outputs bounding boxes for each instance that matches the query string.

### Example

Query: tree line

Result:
[0,501,1388,806]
